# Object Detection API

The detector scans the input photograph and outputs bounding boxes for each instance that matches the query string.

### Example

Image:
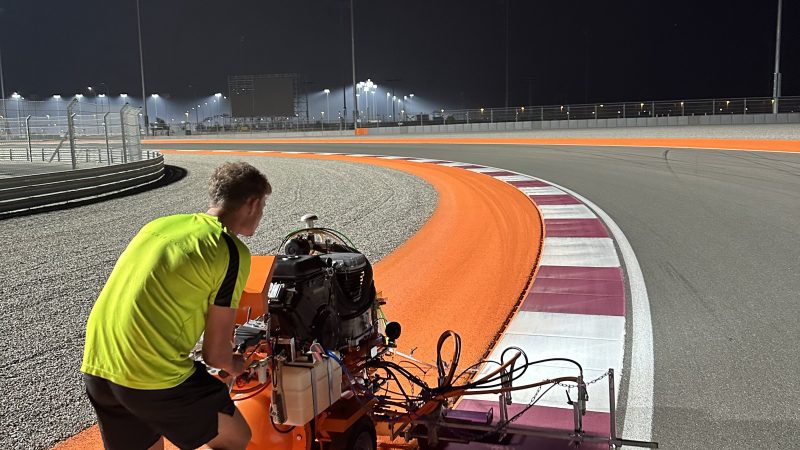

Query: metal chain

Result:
[556,370,610,390]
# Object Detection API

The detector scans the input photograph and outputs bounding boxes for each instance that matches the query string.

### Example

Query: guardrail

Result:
[0,155,164,217]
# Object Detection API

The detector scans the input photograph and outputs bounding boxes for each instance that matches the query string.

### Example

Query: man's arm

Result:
[203,305,245,377]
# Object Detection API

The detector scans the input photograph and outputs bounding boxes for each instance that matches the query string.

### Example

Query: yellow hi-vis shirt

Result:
[81,213,251,390]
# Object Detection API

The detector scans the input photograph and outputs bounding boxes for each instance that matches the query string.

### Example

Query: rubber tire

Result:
[416,439,448,450]
[329,416,377,450]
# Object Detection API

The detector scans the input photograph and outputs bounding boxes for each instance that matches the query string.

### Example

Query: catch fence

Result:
[0,100,148,168]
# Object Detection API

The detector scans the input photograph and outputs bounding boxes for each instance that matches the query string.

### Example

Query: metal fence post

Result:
[103,112,111,165]
[120,106,129,164]
[65,98,79,169]
[25,115,33,161]
[67,113,77,170]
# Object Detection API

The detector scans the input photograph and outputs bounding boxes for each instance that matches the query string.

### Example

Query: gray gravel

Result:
[0,154,437,449]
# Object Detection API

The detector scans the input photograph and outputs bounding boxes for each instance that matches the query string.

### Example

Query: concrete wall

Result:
[367,113,800,136]
[148,113,800,140]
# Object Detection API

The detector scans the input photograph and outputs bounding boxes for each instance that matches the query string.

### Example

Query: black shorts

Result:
[83,362,236,450]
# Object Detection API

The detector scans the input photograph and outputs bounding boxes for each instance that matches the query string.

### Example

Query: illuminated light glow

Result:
[120,93,128,98]
[151,93,159,98]
[53,95,62,99]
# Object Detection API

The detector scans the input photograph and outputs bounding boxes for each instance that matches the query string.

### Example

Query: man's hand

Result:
[203,305,241,375]
[229,354,246,378]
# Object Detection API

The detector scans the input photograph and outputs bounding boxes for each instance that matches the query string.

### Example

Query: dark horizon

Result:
[0,0,797,110]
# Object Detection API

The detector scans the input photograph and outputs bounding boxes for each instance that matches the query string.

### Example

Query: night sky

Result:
[0,0,796,109]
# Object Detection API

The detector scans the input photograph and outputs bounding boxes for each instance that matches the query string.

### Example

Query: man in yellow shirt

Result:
[82,161,271,450]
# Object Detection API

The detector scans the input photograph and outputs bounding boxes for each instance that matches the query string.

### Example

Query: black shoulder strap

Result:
[214,233,240,307]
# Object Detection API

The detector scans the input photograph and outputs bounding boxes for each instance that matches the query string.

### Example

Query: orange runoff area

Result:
[53,152,543,449]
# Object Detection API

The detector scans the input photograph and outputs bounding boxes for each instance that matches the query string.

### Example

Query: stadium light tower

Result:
[53,95,62,118]
[323,89,330,123]
[215,93,222,125]
[151,93,159,122]
[11,92,21,122]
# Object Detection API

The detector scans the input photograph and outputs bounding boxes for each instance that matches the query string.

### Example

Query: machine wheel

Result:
[416,439,448,450]
[329,416,377,450]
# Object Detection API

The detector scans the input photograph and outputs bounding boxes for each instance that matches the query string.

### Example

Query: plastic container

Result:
[279,357,342,426]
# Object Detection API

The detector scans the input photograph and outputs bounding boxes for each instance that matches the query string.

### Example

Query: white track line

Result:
[543,180,654,442]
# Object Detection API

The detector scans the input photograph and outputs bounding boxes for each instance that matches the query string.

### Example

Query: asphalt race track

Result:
[146,141,800,450]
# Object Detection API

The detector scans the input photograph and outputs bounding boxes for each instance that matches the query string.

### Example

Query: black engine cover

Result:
[268,255,340,349]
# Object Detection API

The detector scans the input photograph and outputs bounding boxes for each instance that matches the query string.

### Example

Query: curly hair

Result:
[208,161,272,210]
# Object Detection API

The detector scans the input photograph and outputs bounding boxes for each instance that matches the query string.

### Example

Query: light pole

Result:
[409,93,414,118]
[11,92,21,129]
[772,0,783,114]
[136,0,149,134]
[87,86,96,113]
[349,0,358,130]
[0,46,6,118]
[214,93,222,128]
[370,84,377,121]
[53,95,62,120]
[356,81,367,121]
[363,79,374,121]
[151,94,159,129]
[392,95,397,121]
[504,0,509,109]
[99,94,107,112]
[323,89,330,123]
[386,92,391,120]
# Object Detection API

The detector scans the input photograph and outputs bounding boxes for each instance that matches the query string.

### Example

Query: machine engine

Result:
[267,217,377,351]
